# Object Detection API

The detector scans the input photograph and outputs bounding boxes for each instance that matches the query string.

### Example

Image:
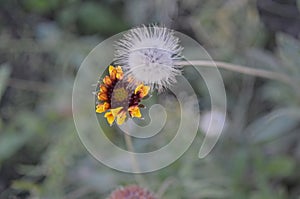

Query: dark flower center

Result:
[111,80,133,109]
[110,79,144,110]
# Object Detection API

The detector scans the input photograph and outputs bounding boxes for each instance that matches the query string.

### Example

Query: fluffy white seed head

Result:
[114,25,183,91]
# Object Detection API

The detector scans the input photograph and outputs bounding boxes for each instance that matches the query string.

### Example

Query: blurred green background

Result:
[1,0,300,198]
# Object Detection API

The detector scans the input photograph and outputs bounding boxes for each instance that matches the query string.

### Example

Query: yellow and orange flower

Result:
[96,65,150,126]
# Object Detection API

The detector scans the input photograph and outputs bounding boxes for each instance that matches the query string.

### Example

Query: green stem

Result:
[177,60,295,87]
[123,132,147,186]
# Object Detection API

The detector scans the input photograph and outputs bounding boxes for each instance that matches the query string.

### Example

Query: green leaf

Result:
[0,112,40,163]
[22,0,61,14]
[245,48,283,73]
[0,132,32,163]
[265,156,295,177]
[0,63,11,102]
[77,2,127,34]
[277,33,300,76]
[247,108,300,143]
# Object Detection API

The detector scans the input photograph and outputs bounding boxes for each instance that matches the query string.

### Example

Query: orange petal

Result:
[103,76,112,86]
[100,85,107,93]
[98,92,108,101]
[128,106,142,118]
[126,76,134,83]
[134,84,150,98]
[110,71,117,80]
[104,111,115,126]
[96,102,110,113]
[110,72,116,80]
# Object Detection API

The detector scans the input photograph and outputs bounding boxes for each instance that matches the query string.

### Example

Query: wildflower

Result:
[107,185,157,199]
[114,25,183,91]
[96,65,150,126]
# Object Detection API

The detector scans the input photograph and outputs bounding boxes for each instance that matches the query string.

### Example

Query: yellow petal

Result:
[109,65,120,80]
[110,107,123,117]
[96,102,110,113]
[104,111,115,126]
[115,66,124,80]
[134,84,143,94]
[116,112,127,125]
[108,65,115,75]
[128,106,142,118]
[134,84,150,98]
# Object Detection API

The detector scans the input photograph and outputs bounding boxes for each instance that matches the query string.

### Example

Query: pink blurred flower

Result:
[107,185,157,199]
